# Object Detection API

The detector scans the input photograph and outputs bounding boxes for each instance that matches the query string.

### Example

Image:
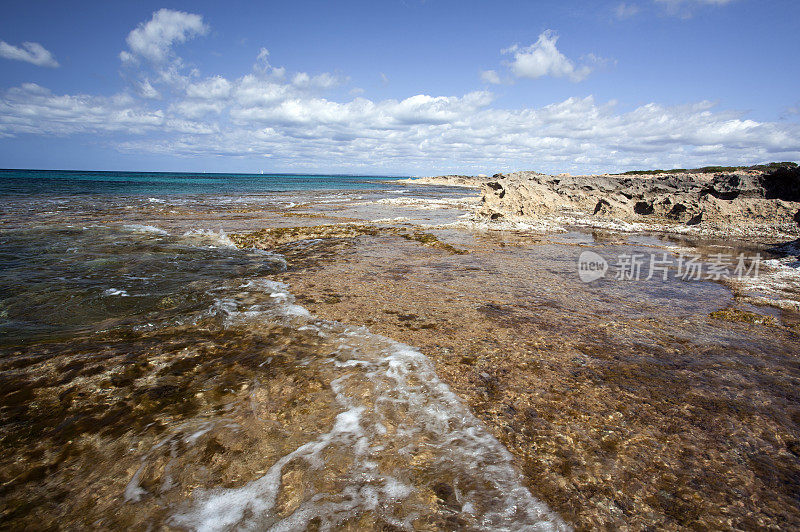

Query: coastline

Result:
[3,1,800,529]
[396,175,489,189]
[243,220,800,529]
[222,179,800,528]
[404,164,800,242]
[2,172,800,529]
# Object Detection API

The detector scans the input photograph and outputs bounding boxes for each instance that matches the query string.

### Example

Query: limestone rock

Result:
[477,165,800,236]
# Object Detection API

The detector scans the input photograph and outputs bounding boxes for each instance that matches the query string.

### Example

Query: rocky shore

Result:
[410,164,800,240]
[263,226,800,530]
[398,174,488,188]
[4,178,800,530]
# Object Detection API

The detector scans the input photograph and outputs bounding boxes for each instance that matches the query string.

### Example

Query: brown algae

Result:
[231,223,468,255]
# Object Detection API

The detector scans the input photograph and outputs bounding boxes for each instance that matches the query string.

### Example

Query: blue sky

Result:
[0,0,798,175]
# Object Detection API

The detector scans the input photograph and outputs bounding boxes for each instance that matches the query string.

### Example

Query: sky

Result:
[0,0,798,175]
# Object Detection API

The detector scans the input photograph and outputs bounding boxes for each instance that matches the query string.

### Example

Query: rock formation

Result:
[399,175,489,188]
[477,165,800,236]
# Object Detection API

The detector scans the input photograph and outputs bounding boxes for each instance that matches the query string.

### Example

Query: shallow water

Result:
[3,171,800,529]
[0,189,565,529]
[272,226,800,529]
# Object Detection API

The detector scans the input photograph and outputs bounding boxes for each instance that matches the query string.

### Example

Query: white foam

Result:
[206,280,311,326]
[376,197,479,210]
[124,464,147,503]
[103,250,566,529]
[441,217,569,234]
[103,288,130,297]
[729,251,800,309]
[372,216,411,223]
[166,278,569,531]
[182,229,237,249]
[122,224,168,235]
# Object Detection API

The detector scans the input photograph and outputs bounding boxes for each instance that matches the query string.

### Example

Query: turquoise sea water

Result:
[0,169,405,195]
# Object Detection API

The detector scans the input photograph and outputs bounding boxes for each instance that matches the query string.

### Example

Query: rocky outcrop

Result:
[400,175,492,188]
[477,166,800,236]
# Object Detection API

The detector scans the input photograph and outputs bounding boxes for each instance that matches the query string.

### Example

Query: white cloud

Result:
[0,41,58,67]
[1,21,797,175]
[3,70,797,175]
[120,9,208,64]
[0,83,165,135]
[137,79,160,99]
[252,47,285,78]
[186,76,232,99]
[233,75,293,107]
[502,31,594,82]
[254,48,270,71]
[655,0,736,16]
[657,0,735,5]
[169,100,225,119]
[615,1,733,20]
[480,70,502,84]
[292,71,341,89]
[615,3,640,19]
[253,48,272,73]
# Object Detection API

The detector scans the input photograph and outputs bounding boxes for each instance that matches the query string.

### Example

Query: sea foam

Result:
[165,278,569,531]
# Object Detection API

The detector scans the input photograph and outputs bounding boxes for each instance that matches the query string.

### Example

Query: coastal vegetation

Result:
[617,161,797,176]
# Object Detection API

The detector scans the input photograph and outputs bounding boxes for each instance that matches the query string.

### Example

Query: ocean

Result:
[0,169,406,196]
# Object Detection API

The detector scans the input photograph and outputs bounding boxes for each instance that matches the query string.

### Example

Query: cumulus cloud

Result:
[252,47,285,78]
[291,71,341,89]
[480,70,502,84]
[1,12,796,175]
[0,83,164,135]
[253,48,271,73]
[0,40,58,67]
[3,71,797,174]
[655,0,736,16]
[657,0,735,5]
[501,31,595,82]
[137,79,160,99]
[186,76,232,100]
[615,3,640,19]
[119,9,208,64]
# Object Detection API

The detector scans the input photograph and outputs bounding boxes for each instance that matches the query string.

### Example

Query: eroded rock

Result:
[475,165,800,237]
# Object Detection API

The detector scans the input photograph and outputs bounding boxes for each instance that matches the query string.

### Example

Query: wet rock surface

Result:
[3,183,800,530]
[274,228,800,530]
[0,226,566,530]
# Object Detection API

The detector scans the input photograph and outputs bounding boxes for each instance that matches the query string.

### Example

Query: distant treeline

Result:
[617,162,798,176]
